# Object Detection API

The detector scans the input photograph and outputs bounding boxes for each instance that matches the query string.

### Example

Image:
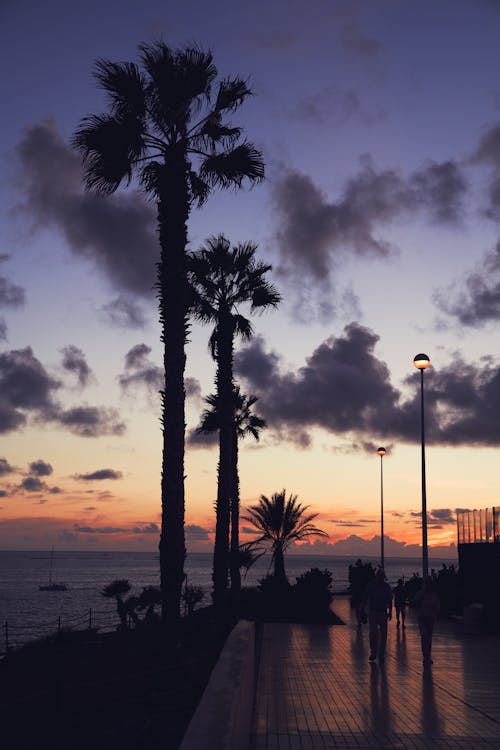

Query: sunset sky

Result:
[1,0,500,555]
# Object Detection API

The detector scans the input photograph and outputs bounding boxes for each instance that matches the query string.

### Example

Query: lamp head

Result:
[377,447,386,457]
[413,353,430,370]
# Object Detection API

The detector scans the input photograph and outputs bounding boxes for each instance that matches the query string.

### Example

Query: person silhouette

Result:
[414,581,440,666]
[362,568,393,664]
[393,578,406,629]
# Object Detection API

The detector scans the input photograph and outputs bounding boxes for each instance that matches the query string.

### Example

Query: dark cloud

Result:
[74,469,123,481]
[185,524,212,540]
[49,487,61,494]
[83,506,97,511]
[0,458,14,475]
[28,460,53,476]
[16,119,158,298]
[118,344,163,396]
[52,405,125,438]
[187,427,218,448]
[185,377,202,400]
[100,296,148,329]
[272,159,466,299]
[428,509,456,525]
[74,524,126,534]
[19,476,47,492]
[236,322,500,448]
[0,347,123,437]
[434,242,500,326]
[0,490,8,498]
[410,160,467,224]
[0,276,26,308]
[61,345,94,387]
[328,519,375,527]
[131,522,159,534]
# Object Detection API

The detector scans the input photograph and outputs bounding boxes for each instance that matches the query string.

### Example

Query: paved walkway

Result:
[251,597,500,749]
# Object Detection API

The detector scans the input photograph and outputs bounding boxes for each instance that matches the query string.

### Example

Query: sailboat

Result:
[39,548,68,591]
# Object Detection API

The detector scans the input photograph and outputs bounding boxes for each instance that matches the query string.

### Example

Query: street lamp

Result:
[413,353,430,589]
[377,447,386,570]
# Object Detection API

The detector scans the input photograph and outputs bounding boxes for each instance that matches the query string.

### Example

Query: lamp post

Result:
[377,447,386,570]
[413,353,430,590]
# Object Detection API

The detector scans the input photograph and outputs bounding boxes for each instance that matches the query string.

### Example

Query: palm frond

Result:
[215,78,253,113]
[200,143,265,189]
[94,59,146,119]
[72,114,146,193]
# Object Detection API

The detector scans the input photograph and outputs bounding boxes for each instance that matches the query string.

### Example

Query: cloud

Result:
[16,118,158,298]
[0,346,124,437]
[0,275,26,308]
[0,458,14,475]
[339,21,382,59]
[187,427,218,448]
[28,460,53,476]
[118,343,163,397]
[185,377,202,400]
[52,405,125,437]
[434,242,500,326]
[74,468,123,481]
[294,87,385,126]
[185,524,212,541]
[0,490,8,498]
[409,160,467,224]
[74,524,126,534]
[19,476,47,492]
[271,158,467,304]
[131,522,159,534]
[61,345,94,387]
[100,296,148,329]
[236,322,500,447]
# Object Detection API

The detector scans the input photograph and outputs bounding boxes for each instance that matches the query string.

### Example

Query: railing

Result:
[1,608,120,657]
[457,506,500,545]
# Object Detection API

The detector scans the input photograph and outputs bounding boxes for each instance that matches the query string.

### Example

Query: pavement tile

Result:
[251,596,500,750]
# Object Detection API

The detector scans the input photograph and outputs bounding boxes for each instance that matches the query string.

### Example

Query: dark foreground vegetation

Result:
[1,568,343,749]
[0,607,232,750]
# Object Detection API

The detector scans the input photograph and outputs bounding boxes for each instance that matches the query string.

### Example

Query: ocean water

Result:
[0,550,456,653]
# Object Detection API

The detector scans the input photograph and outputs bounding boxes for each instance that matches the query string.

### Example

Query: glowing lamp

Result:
[413,353,430,370]
[377,447,386,456]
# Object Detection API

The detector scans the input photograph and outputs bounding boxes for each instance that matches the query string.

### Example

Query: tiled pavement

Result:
[251,597,500,749]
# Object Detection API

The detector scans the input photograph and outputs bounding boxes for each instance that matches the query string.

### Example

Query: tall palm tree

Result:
[188,236,279,606]
[73,43,264,629]
[242,490,328,582]
[197,387,266,593]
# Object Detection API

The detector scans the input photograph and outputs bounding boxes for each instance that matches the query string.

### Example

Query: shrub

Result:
[293,568,334,621]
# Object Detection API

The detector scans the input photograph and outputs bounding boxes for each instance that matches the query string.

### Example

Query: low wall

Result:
[179,619,256,750]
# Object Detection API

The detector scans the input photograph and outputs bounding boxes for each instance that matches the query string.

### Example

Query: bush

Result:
[293,568,334,621]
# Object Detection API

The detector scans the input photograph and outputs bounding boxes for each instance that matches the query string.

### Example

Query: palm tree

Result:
[73,43,264,629]
[197,387,266,593]
[101,579,133,630]
[189,236,279,606]
[242,490,328,583]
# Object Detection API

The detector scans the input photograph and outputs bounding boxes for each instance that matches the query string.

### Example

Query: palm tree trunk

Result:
[274,544,287,582]
[212,314,234,608]
[230,425,241,594]
[158,149,190,631]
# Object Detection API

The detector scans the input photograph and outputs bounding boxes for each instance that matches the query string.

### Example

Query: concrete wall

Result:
[179,620,256,750]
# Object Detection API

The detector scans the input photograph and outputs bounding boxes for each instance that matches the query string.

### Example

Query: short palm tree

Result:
[197,387,266,593]
[101,579,132,630]
[189,236,279,606]
[73,43,264,629]
[243,490,328,582]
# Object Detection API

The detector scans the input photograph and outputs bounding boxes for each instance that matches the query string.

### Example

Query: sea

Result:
[0,550,456,654]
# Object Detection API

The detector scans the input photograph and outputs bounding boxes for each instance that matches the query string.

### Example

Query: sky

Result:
[1,0,500,556]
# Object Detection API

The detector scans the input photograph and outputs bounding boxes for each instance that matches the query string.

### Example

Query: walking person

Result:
[414,580,440,666]
[393,578,406,629]
[361,568,393,664]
